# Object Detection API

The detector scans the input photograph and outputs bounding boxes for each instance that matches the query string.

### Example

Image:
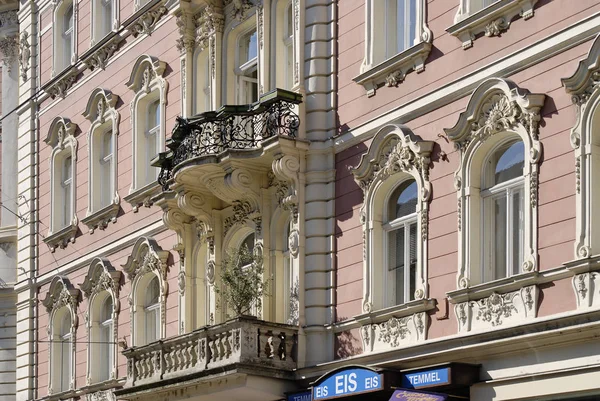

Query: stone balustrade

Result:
[123,316,298,387]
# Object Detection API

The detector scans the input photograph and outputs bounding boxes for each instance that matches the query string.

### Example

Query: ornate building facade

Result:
[2,0,600,401]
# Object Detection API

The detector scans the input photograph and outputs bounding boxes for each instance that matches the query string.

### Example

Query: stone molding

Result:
[562,34,600,260]
[444,78,544,289]
[352,124,434,314]
[447,0,538,49]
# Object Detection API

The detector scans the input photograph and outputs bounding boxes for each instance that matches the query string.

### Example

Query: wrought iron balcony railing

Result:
[153,89,302,190]
[122,317,298,388]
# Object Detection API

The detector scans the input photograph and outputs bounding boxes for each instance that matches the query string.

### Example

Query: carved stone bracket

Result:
[271,155,301,222]
[83,39,120,71]
[127,5,168,37]
[226,0,253,21]
[573,272,600,309]
[455,285,538,333]
[48,72,78,99]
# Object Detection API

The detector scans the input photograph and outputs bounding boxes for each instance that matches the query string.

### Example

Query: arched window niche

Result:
[351,124,434,353]
[122,237,169,346]
[80,257,121,385]
[42,276,80,395]
[444,77,544,333]
[44,117,79,252]
[124,55,168,211]
[562,35,600,310]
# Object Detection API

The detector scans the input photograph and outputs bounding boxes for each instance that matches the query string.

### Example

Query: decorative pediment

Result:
[562,34,600,105]
[80,257,122,301]
[82,88,119,123]
[126,55,166,93]
[444,78,545,153]
[122,237,170,282]
[42,276,81,315]
[351,124,434,199]
[45,117,78,148]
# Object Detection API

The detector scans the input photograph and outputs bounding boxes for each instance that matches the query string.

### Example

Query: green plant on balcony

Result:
[217,244,269,318]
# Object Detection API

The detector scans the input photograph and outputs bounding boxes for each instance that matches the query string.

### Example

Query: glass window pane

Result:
[409,222,417,302]
[494,142,524,185]
[64,6,73,31]
[145,277,159,306]
[240,30,257,64]
[388,180,418,221]
[286,5,293,37]
[494,195,507,280]
[101,297,113,322]
[102,0,112,35]
[396,0,406,53]
[145,309,157,343]
[512,190,523,276]
[388,228,405,305]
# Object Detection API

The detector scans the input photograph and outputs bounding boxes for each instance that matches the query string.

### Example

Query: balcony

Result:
[153,89,302,191]
[116,317,299,401]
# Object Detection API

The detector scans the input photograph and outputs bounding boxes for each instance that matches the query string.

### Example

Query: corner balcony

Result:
[153,89,304,192]
[116,317,299,401]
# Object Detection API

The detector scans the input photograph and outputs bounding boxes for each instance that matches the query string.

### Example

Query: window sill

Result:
[354,298,436,325]
[353,41,432,97]
[79,379,122,399]
[81,202,120,234]
[446,0,538,49]
[124,181,161,212]
[446,271,538,304]
[43,221,78,252]
[43,389,77,401]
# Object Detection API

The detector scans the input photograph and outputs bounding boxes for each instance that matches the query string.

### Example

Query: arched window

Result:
[385,179,418,306]
[82,89,120,232]
[53,0,77,75]
[57,311,72,392]
[481,141,525,282]
[125,55,168,209]
[352,125,434,352]
[144,276,160,343]
[97,296,113,382]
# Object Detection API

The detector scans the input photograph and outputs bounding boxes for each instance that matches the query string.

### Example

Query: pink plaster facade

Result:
[335,0,598,355]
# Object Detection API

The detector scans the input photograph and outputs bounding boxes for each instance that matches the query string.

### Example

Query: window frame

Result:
[53,0,77,76]
[446,0,539,49]
[90,0,118,46]
[82,89,121,232]
[125,55,168,211]
[44,117,79,252]
[354,0,432,97]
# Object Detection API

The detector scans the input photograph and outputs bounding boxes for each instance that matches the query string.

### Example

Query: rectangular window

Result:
[385,0,417,59]
[62,5,74,69]
[387,220,417,306]
[59,335,72,391]
[145,306,159,343]
[238,29,259,104]
[61,156,73,228]
[99,130,113,208]
[99,321,112,382]
[101,0,113,37]
[145,100,160,185]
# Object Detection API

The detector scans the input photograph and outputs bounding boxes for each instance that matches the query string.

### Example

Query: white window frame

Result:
[447,0,538,49]
[444,78,544,292]
[125,55,168,211]
[480,143,525,283]
[351,125,435,353]
[383,183,419,307]
[53,0,77,76]
[44,117,78,252]
[143,276,161,344]
[90,0,118,46]
[42,277,80,396]
[80,257,121,385]
[236,28,259,104]
[122,237,169,346]
[351,124,434,314]
[563,35,600,262]
[193,49,213,114]
[354,0,431,97]
[82,89,121,232]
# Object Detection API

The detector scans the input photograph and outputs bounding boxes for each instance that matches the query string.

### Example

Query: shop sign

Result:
[287,390,312,401]
[390,389,447,401]
[401,367,450,389]
[312,367,383,400]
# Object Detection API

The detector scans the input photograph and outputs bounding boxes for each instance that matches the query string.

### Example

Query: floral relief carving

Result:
[572,272,600,309]
[484,18,508,37]
[84,40,120,70]
[178,270,186,296]
[223,200,255,233]
[0,34,18,72]
[48,72,78,99]
[42,278,81,314]
[385,71,405,87]
[19,32,30,81]
[128,5,168,37]
[378,317,409,347]
[122,237,169,282]
[80,259,122,301]
[360,312,427,353]
[474,292,517,327]
[226,0,253,21]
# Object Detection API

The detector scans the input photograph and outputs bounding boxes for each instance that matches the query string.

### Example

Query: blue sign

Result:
[390,389,447,401]
[313,368,383,400]
[401,368,450,389]
[287,391,312,401]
